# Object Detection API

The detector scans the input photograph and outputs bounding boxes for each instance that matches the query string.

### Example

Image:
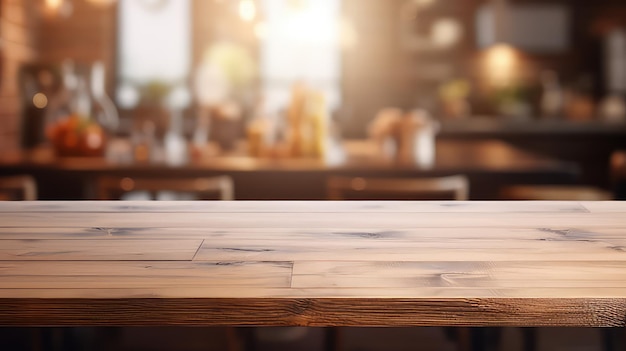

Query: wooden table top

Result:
[1,201,625,327]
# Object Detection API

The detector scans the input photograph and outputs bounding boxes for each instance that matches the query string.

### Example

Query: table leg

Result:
[30,328,43,351]
[470,327,501,351]
[324,327,340,351]
[40,328,56,351]
[455,327,471,351]
[522,328,536,351]
[601,328,614,351]
[225,327,239,351]
[242,328,257,351]
[469,328,485,351]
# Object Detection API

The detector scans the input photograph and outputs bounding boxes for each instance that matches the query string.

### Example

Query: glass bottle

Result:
[90,61,119,133]
[539,70,563,119]
[47,61,113,157]
[19,63,62,149]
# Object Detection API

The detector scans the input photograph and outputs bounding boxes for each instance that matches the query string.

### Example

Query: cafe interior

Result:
[0,0,624,202]
[1,0,626,350]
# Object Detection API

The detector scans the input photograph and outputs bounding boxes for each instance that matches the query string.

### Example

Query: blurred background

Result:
[1,0,626,201]
[1,2,626,351]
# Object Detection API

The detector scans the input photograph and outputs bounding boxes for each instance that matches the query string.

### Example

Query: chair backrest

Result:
[326,175,469,201]
[96,176,234,200]
[0,175,37,201]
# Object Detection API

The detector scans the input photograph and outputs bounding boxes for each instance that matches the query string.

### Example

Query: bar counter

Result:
[1,201,625,328]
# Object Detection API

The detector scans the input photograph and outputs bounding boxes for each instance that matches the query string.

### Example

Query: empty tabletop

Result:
[0,201,625,327]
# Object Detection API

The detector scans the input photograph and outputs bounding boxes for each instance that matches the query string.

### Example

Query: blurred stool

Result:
[500,185,612,201]
[96,175,234,200]
[327,175,469,201]
[0,175,37,200]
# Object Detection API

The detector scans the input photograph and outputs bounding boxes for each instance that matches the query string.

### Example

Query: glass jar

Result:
[46,61,117,157]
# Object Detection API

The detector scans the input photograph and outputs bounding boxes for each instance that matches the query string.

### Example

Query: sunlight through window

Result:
[259,0,342,114]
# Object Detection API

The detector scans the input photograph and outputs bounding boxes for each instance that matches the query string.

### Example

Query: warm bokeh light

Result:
[415,0,435,6]
[43,0,72,17]
[239,0,257,22]
[32,93,48,109]
[339,17,358,50]
[485,44,517,70]
[254,21,268,39]
[45,0,63,10]
[86,0,116,6]
[482,44,519,86]
[431,18,463,49]
[399,0,463,51]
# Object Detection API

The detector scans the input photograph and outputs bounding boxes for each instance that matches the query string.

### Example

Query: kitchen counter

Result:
[440,118,626,136]
[438,118,626,189]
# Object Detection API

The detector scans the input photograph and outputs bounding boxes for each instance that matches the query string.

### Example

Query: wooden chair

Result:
[326,175,469,201]
[96,176,234,200]
[0,175,37,200]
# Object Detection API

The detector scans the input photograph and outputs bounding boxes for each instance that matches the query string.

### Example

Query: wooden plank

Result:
[1,227,625,261]
[0,239,203,261]
[0,201,589,213]
[1,211,625,229]
[195,236,626,262]
[3,287,626,299]
[2,226,625,241]
[0,298,624,327]
[581,202,626,213]
[0,261,292,289]
[292,261,626,289]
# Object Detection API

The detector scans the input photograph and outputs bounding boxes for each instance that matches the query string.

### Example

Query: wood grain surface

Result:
[0,201,625,327]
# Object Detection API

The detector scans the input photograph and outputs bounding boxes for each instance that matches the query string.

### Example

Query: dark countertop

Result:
[0,139,580,200]
[439,117,626,136]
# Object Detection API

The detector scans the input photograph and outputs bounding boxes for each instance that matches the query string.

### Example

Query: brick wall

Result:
[38,0,116,94]
[0,0,39,151]
[0,0,116,153]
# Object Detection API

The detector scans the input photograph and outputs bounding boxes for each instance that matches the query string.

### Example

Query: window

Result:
[260,0,342,114]
[117,0,191,108]
[117,0,341,113]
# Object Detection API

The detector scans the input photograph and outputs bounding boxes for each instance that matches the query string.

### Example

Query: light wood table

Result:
[0,201,625,330]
